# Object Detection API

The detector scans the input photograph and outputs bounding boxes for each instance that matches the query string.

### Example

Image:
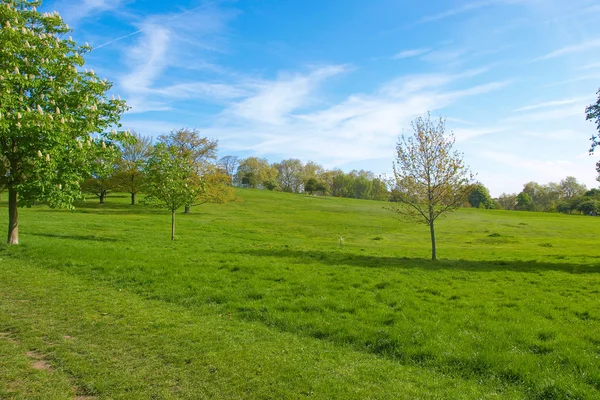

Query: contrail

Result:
[93,29,143,50]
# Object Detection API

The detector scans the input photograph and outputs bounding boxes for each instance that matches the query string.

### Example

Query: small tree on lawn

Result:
[144,143,203,241]
[0,1,129,244]
[81,175,113,204]
[391,113,473,260]
[158,128,217,213]
[111,131,152,205]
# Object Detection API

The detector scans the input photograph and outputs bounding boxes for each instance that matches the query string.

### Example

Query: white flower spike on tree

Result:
[0,0,131,244]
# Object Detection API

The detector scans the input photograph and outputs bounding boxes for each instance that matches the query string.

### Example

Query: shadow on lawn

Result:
[28,232,119,243]
[238,248,600,274]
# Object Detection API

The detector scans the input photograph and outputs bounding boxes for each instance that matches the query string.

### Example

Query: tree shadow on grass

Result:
[27,232,119,243]
[237,248,600,274]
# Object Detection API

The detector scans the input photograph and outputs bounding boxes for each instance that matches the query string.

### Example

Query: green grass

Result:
[1,189,599,399]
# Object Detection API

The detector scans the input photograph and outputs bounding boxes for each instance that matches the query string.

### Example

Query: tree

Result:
[496,193,517,210]
[217,155,238,180]
[234,157,277,189]
[391,114,473,260]
[196,166,235,205]
[467,183,493,209]
[516,192,533,211]
[274,158,304,193]
[304,177,319,195]
[586,88,600,153]
[578,199,599,216]
[111,131,152,205]
[0,1,129,244]
[559,176,586,199]
[81,176,113,204]
[158,128,217,213]
[144,143,203,240]
[586,88,600,181]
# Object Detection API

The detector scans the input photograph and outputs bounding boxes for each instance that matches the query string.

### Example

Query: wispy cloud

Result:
[55,0,127,24]
[503,104,583,123]
[416,0,508,24]
[225,65,349,125]
[117,5,238,113]
[392,48,430,59]
[513,97,588,112]
[203,68,508,165]
[536,39,600,60]
[579,62,600,70]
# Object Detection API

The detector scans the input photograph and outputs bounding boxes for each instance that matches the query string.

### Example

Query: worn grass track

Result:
[1,189,599,399]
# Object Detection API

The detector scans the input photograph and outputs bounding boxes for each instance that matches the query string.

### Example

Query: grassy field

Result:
[1,189,599,399]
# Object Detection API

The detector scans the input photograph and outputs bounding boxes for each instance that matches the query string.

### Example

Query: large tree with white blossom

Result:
[0,0,129,244]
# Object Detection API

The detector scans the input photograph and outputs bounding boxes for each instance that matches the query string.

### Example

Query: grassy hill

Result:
[1,189,599,399]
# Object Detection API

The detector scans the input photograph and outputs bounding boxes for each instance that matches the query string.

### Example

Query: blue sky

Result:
[43,0,600,196]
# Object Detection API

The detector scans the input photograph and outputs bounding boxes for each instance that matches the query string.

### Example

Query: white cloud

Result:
[579,62,600,70]
[536,39,600,60]
[392,48,431,59]
[417,0,499,23]
[502,104,584,124]
[117,5,237,113]
[55,0,126,24]
[513,97,589,112]
[206,69,509,167]
[224,65,349,125]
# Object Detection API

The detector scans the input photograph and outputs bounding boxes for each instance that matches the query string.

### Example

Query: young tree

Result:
[158,128,217,213]
[0,1,129,244]
[111,132,152,205]
[144,143,203,241]
[391,114,473,260]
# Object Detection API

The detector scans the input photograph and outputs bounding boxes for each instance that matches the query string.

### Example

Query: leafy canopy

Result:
[0,0,129,209]
[391,114,472,225]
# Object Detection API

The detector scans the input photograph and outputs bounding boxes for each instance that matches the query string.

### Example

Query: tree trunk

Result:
[7,187,18,245]
[99,191,106,204]
[171,210,175,241]
[184,205,190,214]
[131,192,136,206]
[429,219,436,261]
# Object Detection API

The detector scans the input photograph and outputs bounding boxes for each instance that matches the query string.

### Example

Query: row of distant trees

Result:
[218,156,390,201]
[465,177,600,215]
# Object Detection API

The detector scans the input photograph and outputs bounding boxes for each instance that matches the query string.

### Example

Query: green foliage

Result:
[586,87,600,153]
[304,177,319,195]
[0,1,129,243]
[144,143,203,239]
[516,192,533,211]
[80,176,112,204]
[467,183,493,209]
[496,193,517,210]
[111,132,152,205]
[274,158,304,193]
[391,113,473,260]
[578,199,599,215]
[235,157,278,189]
